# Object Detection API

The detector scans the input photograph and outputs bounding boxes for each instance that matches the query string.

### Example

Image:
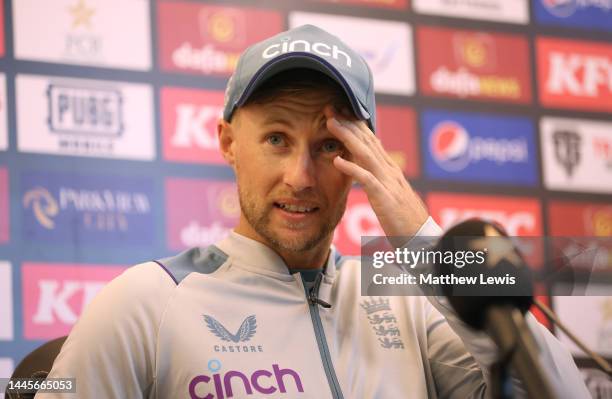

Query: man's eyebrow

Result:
[261,115,296,127]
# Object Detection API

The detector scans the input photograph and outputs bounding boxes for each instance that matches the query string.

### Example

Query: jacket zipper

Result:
[303,273,344,399]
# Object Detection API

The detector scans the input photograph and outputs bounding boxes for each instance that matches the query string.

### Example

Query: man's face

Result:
[222,88,354,253]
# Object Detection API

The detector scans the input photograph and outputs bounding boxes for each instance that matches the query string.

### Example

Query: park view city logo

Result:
[413,0,529,24]
[0,168,8,244]
[289,12,415,96]
[537,37,612,112]
[376,105,419,178]
[422,109,537,185]
[22,262,125,339]
[0,262,13,341]
[13,0,151,70]
[418,27,531,103]
[333,189,383,256]
[158,1,282,76]
[21,171,155,246]
[309,0,407,9]
[166,179,240,251]
[16,74,155,160]
[534,0,612,32]
[161,87,225,164]
[541,116,612,194]
[0,74,7,151]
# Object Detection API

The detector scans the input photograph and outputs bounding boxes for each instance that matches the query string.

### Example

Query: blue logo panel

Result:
[534,0,612,32]
[422,109,538,186]
[21,171,155,246]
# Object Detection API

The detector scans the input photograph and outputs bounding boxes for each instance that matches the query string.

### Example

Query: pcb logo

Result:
[204,314,257,343]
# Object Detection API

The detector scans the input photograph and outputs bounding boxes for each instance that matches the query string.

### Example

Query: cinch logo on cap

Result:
[261,38,352,68]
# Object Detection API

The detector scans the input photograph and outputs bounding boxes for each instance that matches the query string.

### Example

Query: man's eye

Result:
[266,134,285,146]
[321,140,342,153]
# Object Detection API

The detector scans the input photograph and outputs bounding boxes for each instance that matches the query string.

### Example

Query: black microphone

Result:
[434,218,556,399]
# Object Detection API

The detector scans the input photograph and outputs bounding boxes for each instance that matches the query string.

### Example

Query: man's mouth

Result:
[274,202,319,214]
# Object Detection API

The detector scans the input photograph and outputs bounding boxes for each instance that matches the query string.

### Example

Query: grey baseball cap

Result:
[222,24,376,131]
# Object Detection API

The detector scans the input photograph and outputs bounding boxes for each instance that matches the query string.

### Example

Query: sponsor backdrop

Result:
[0,0,610,379]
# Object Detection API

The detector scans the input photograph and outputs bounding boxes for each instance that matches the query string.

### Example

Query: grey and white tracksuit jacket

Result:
[38,218,590,398]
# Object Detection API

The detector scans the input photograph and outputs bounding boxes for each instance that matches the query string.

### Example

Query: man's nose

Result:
[283,150,316,191]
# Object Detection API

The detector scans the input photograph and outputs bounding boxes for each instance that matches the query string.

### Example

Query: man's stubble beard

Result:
[237,184,347,253]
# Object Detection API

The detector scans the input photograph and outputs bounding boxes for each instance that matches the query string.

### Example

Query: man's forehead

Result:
[244,88,352,117]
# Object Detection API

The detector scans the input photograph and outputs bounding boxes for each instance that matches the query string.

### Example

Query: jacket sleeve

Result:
[416,217,591,399]
[34,262,176,399]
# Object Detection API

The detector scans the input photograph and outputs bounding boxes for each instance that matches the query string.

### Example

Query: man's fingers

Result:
[327,118,381,158]
[333,156,383,191]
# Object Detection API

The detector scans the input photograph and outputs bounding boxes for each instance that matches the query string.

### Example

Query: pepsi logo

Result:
[429,121,471,172]
[542,0,577,18]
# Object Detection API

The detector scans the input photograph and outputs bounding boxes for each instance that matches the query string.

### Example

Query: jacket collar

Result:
[215,230,339,282]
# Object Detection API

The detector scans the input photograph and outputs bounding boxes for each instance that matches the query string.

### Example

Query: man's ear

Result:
[217,118,236,166]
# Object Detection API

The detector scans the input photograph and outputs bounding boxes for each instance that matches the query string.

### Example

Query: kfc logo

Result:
[161,87,225,164]
[428,192,542,236]
[22,263,125,339]
[538,38,612,112]
[428,192,543,267]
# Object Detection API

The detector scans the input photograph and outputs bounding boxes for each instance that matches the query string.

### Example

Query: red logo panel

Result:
[548,200,612,237]
[161,87,225,164]
[22,263,126,339]
[376,105,419,178]
[418,26,531,104]
[158,2,283,76]
[0,168,7,244]
[333,189,383,256]
[166,178,240,251]
[428,192,542,235]
[428,192,543,268]
[548,200,612,272]
[537,37,612,112]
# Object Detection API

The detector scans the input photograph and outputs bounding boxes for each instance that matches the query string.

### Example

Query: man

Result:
[38,25,589,398]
